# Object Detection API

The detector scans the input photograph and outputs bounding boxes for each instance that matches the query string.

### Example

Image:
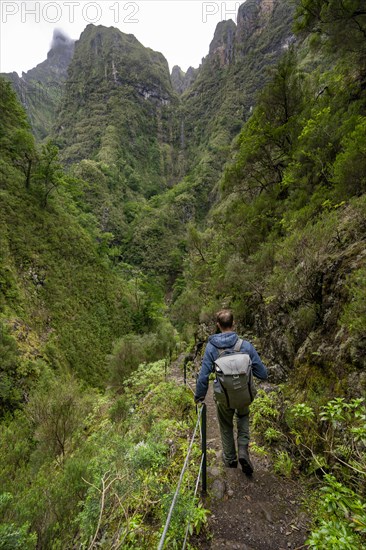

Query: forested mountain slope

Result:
[53,24,186,254]
[55,24,178,183]
[0,77,175,398]
[124,0,295,278]
[175,0,366,390]
[3,2,296,283]
[0,68,181,545]
[2,30,74,140]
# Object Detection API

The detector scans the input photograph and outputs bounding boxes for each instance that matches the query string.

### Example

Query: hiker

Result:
[194,309,268,474]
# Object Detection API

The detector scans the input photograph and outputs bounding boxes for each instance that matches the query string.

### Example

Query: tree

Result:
[27,375,86,461]
[295,1,366,62]
[11,129,37,188]
[222,51,307,200]
[35,141,63,206]
[0,78,36,188]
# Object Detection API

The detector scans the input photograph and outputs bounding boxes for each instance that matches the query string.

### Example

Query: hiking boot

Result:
[228,460,238,468]
[238,445,254,475]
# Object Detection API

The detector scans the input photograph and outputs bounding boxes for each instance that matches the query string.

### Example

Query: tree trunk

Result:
[25,158,32,189]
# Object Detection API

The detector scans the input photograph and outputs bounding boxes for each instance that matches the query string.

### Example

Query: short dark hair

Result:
[216,309,234,329]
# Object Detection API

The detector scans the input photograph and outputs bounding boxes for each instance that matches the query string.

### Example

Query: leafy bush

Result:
[0,360,204,549]
[333,117,366,198]
[0,522,36,550]
[108,321,177,389]
[273,451,294,478]
[306,475,366,549]
[0,494,36,550]
[26,374,92,461]
[250,389,280,435]
[287,397,366,478]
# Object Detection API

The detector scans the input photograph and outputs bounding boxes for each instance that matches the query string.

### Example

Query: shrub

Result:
[27,374,92,461]
[273,451,294,478]
[0,493,37,550]
[340,267,366,339]
[306,475,366,549]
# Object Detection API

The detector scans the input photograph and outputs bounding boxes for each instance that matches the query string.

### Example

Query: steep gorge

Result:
[1,0,365,548]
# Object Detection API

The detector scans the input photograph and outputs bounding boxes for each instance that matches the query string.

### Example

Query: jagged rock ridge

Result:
[208,19,237,67]
[2,29,75,139]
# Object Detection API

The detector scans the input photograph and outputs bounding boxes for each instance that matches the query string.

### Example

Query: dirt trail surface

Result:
[198,383,310,550]
[169,357,310,549]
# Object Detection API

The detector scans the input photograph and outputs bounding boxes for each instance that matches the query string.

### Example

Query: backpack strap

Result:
[234,338,243,352]
[217,338,243,358]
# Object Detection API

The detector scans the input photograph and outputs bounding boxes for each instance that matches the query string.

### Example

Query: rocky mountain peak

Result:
[170,65,199,94]
[2,28,75,139]
[50,28,74,51]
[24,29,75,80]
[208,19,237,67]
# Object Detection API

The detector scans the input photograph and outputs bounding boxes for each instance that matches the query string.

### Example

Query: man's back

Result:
[195,331,267,402]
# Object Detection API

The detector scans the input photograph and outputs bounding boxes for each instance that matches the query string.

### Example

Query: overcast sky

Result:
[0,1,242,75]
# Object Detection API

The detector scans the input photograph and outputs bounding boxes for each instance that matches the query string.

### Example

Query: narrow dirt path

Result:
[167,356,310,549]
[198,384,310,550]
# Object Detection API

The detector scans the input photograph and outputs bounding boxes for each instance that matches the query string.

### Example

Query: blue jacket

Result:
[194,331,268,402]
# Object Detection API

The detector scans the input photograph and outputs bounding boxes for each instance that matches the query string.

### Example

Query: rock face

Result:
[2,29,74,139]
[55,24,179,195]
[235,0,293,56]
[171,65,199,94]
[26,29,74,81]
[171,0,293,95]
[255,207,366,397]
[236,0,264,46]
[171,65,185,94]
[208,19,237,67]
[175,0,294,188]
[202,0,293,68]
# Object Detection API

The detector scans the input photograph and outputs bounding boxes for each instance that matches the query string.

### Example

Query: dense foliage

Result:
[1,0,366,547]
[170,2,366,546]
[176,25,366,378]
[0,360,206,548]
[0,79,193,548]
[0,77,173,406]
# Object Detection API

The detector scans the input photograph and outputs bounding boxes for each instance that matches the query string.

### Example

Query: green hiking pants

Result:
[216,402,250,465]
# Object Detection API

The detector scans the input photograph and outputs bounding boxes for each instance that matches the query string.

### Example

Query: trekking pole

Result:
[184,359,187,386]
[201,403,207,495]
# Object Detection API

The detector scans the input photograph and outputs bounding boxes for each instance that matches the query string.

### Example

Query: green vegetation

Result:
[0,76,173,400]
[307,475,366,549]
[251,390,366,548]
[176,31,366,378]
[1,0,366,547]
[56,25,179,195]
[170,2,366,544]
[0,360,207,548]
[0,76,203,548]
